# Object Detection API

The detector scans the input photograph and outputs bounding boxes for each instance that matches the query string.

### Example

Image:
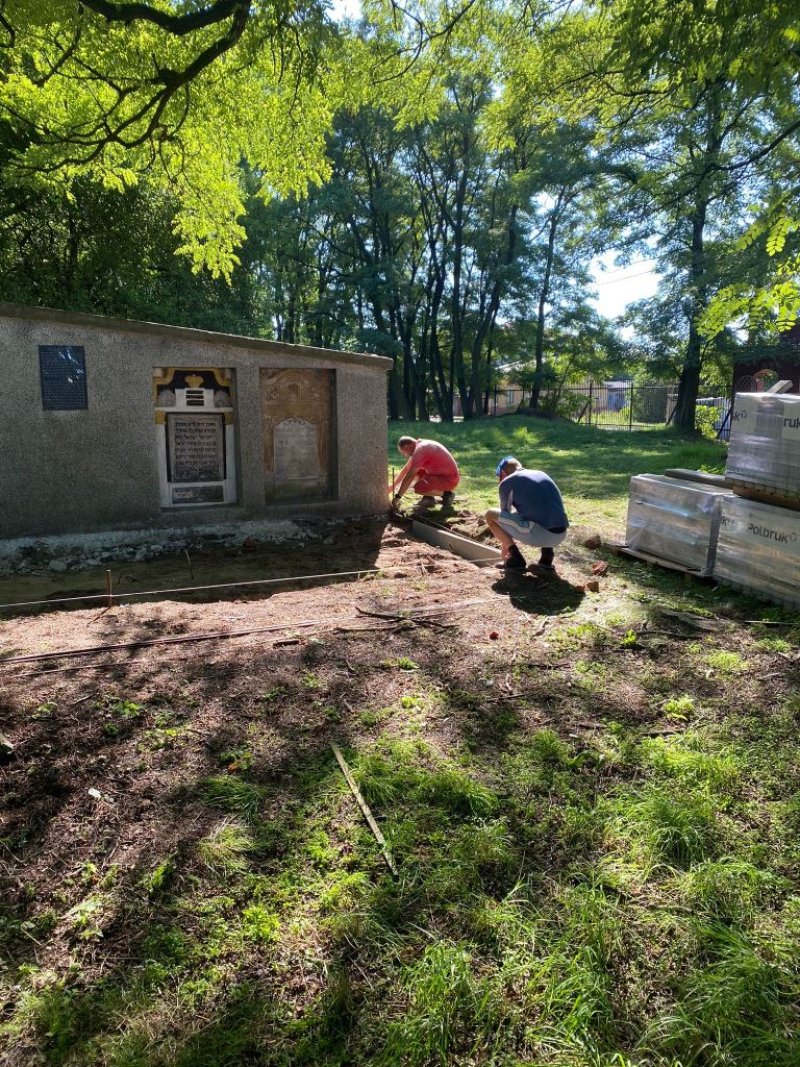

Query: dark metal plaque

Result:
[39,346,88,410]
[171,485,225,505]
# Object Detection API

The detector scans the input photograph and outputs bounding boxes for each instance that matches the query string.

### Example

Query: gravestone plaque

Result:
[274,418,320,484]
[172,485,225,505]
[168,414,224,483]
[260,368,334,501]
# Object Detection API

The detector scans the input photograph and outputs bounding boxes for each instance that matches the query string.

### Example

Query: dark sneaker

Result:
[538,548,555,570]
[442,490,456,507]
[496,546,527,570]
[416,495,436,508]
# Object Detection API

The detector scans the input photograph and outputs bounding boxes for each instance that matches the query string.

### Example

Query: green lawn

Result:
[388,416,727,534]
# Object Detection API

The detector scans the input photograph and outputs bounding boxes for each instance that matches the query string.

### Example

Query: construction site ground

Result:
[1,513,799,1066]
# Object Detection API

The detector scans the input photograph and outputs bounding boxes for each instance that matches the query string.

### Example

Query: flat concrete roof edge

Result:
[0,302,394,372]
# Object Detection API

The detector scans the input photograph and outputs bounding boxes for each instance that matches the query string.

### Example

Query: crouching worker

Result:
[390,436,460,510]
[486,456,569,571]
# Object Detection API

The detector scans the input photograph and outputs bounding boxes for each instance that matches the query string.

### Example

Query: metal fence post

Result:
[629,384,635,431]
[588,380,593,426]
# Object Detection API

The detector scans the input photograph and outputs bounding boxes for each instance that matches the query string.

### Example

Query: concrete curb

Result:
[411,521,501,566]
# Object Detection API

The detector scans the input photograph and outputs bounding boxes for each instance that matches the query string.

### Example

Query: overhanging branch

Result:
[77,0,250,36]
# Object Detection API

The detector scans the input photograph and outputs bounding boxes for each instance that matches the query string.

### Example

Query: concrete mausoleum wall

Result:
[0,303,392,541]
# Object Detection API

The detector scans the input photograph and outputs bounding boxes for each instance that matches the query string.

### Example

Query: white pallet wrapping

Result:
[625,475,732,574]
[713,496,800,610]
[726,392,800,495]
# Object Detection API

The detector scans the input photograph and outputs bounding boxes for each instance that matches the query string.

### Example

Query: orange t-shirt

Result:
[409,440,459,480]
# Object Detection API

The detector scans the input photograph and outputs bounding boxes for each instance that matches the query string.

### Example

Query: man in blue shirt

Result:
[485,456,569,571]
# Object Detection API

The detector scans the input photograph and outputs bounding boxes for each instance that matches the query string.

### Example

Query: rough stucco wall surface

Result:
[2,315,162,538]
[0,306,390,540]
[335,366,390,515]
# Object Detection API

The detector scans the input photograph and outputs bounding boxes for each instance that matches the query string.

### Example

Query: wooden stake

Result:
[331,742,397,877]
[105,569,113,609]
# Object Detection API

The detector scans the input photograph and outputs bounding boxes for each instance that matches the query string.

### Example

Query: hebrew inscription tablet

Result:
[168,414,224,483]
[274,418,320,483]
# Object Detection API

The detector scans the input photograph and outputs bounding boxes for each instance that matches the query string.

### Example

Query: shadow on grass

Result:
[4,523,800,1065]
[491,570,585,616]
[4,633,800,1067]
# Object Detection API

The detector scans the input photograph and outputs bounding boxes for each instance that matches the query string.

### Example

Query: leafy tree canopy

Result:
[0,1,367,276]
[0,1,484,277]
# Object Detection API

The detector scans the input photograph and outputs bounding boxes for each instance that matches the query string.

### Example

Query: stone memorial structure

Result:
[0,303,391,541]
[261,368,334,500]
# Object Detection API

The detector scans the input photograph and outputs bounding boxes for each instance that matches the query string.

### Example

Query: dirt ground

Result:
[0,515,625,1063]
[0,522,596,878]
[3,514,800,1065]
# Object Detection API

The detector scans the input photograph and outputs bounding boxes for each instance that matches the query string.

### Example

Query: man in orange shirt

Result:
[389,436,460,509]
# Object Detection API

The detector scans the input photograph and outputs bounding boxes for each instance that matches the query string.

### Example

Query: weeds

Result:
[241,904,280,944]
[677,858,779,921]
[607,788,718,869]
[663,694,696,719]
[198,776,263,820]
[646,922,800,1066]
[218,746,254,773]
[704,649,750,675]
[197,821,255,876]
[381,941,495,1066]
[382,656,420,671]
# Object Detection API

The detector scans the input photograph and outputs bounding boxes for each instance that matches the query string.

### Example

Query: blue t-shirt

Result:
[499,470,569,529]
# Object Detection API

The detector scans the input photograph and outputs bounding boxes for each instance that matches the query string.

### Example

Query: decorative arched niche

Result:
[260,369,334,501]
[153,367,236,507]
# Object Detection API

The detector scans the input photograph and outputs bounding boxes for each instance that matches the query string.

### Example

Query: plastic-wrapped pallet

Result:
[713,496,800,610]
[726,392,800,497]
[626,475,732,574]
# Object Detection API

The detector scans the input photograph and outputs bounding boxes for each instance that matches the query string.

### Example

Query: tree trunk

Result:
[426,261,451,420]
[451,161,471,417]
[387,361,402,420]
[673,88,722,433]
[673,204,709,432]
[530,194,563,411]
[673,339,702,431]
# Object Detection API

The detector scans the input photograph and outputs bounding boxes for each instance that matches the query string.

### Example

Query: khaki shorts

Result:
[496,510,567,548]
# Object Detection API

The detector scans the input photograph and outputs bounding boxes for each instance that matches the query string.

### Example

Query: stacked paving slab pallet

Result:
[625,474,732,575]
[714,497,800,609]
[713,392,800,609]
[725,392,800,502]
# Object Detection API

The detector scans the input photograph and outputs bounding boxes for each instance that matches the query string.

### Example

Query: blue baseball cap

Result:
[495,455,516,477]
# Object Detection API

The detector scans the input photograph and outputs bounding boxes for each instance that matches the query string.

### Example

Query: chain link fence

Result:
[540,381,732,437]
